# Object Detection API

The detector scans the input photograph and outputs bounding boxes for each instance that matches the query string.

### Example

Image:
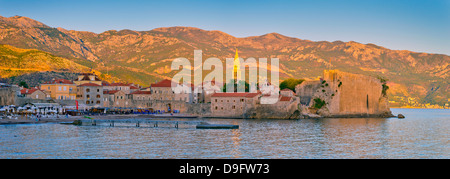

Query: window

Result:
[36,94,39,99]
[87,95,90,99]
[63,86,67,91]
[96,101,100,104]
[240,99,244,102]
[86,101,90,104]
[97,89,100,92]
[86,88,90,93]
[96,95,101,98]
[215,106,218,110]
[215,99,217,102]
[232,105,235,109]
[58,87,62,91]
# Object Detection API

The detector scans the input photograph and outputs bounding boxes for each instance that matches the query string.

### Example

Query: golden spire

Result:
[233,48,240,81]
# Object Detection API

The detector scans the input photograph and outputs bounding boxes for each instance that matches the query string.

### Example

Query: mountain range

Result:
[0,15,449,107]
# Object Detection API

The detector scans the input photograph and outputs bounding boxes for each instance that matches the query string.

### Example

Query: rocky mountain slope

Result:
[0,15,448,106]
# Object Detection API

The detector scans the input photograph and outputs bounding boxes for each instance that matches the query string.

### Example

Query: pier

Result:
[74,119,238,129]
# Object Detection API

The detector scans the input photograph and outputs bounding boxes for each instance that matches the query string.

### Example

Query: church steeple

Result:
[233,48,240,82]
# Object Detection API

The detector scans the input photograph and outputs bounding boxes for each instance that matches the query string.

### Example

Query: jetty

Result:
[73,119,238,129]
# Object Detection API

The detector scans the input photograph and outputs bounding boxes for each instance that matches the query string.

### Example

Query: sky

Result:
[0,0,449,55]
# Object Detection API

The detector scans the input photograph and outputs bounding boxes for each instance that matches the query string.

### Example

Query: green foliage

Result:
[279,78,305,92]
[377,76,389,96]
[382,83,389,96]
[18,81,28,88]
[313,98,326,109]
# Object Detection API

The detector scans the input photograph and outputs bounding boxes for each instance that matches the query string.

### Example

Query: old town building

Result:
[40,79,77,100]
[76,83,103,107]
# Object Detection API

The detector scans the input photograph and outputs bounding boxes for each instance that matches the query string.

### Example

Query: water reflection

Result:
[0,109,448,158]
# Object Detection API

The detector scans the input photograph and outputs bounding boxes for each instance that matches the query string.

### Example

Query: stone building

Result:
[128,90,153,108]
[210,92,260,117]
[20,88,48,100]
[103,82,139,94]
[201,80,222,103]
[296,70,392,117]
[76,83,103,107]
[150,79,176,101]
[280,88,295,97]
[103,90,128,108]
[0,84,19,106]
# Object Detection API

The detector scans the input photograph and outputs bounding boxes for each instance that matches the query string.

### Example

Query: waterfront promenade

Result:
[0,114,176,125]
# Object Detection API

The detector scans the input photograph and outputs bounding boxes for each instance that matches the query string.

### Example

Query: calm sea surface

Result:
[0,108,448,159]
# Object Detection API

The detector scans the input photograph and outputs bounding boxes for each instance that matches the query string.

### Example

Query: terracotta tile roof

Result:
[103,90,120,94]
[279,96,292,102]
[130,90,152,95]
[20,88,39,95]
[151,79,175,88]
[78,83,101,87]
[211,92,260,98]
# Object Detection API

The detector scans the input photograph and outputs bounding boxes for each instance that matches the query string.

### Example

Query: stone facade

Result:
[0,85,19,106]
[295,80,321,105]
[20,88,47,100]
[103,90,128,108]
[210,92,260,118]
[76,83,103,107]
[296,70,392,117]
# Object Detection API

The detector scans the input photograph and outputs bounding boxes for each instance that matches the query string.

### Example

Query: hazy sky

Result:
[1,0,449,55]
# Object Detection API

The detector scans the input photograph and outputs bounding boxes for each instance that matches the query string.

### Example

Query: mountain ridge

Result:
[0,15,448,107]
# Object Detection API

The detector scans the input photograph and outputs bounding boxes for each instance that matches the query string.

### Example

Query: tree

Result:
[18,81,28,88]
[279,78,304,92]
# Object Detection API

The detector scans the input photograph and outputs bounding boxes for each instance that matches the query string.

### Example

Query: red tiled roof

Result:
[103,90,120,94]
[211,92,260,98]
[279,96,292,102]
[130,86,139,89]
[78,83,101,87]
[130,90,152,95]
[20,88,39,95]
[151,79,175,88]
